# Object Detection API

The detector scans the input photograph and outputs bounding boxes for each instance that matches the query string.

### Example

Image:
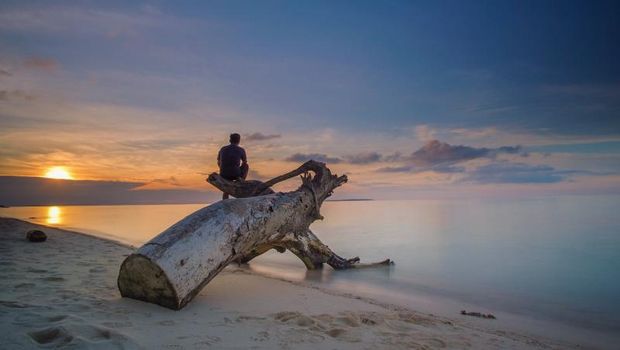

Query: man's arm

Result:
[239,148,249,180]
[241,148,248,166]
[217,149,221,167]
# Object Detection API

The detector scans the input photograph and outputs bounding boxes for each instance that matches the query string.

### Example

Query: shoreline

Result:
[0,217,607,349]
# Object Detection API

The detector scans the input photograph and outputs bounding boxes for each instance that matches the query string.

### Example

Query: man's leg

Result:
[222,192,229,200]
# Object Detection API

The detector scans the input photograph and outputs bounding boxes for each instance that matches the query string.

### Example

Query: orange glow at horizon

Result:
[44,166,74,180]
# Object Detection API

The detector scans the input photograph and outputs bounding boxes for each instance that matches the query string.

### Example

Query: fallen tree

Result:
[118,161,391,310]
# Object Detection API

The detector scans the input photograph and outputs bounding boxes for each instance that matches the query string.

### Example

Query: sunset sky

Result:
[1,1,619,204]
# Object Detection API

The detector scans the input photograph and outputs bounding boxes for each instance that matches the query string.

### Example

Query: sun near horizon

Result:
[44,167,74,180]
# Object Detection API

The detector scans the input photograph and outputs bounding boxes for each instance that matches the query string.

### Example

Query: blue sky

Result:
[0,0,619,202]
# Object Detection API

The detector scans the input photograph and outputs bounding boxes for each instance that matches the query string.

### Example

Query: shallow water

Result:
[3,196,619,338]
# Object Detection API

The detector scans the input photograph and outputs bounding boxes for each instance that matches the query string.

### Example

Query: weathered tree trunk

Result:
[207,161,391,269]
[118,161,391,310]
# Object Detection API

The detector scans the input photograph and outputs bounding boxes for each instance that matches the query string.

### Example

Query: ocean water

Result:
[2,196,619,342]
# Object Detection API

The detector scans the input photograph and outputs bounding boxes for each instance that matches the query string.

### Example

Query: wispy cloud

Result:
[285,153,342,163]
[0,5,182,38]
[284,151,388,165]
[284,140,524,170]
[414,125,437,142]
[22,57,59,72]
[377,164,466,174]
[540,83,620,99]
[462,162,566,184]
[244,132,281,141]
[0,90,35,101]
[375,140,524,173]
[344,152,382,164]
[407,140,523,167]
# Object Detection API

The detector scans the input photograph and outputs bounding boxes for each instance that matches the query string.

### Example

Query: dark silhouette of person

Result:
[217,133,248,199]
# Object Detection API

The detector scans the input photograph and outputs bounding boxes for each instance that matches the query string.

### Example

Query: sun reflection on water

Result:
[47,206,61,224]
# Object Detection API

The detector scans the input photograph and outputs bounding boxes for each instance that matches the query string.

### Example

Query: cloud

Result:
[376,165,413,173]
[414,125,437,142]
[377,164,465,174]
[285,151,386,165]
[285,153,342,163]
[247,169,268,181]
[118,139,195,151]
[0,90,35,101]
[541,83,620,99]
[344,152,382,164]
[432,164,467,173]
[22,57,59,71]
[244,132,281,141]
[463,162,566,184]
[0,5,198,40]
[409,140,522,166]
[383,152,405,162]
[0,69,11,77]
[284,140,524,170]
[449,127,498,140]
[375,140,523,173]
[0,176,216,206]
[150,176,182,186]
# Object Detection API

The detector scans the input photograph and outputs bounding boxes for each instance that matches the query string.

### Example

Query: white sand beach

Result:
[0,217,584,349]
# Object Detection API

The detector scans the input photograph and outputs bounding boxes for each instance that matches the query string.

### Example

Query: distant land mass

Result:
[0,176,219,206]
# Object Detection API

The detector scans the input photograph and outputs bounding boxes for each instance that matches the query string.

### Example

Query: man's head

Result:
[229,133,241,145]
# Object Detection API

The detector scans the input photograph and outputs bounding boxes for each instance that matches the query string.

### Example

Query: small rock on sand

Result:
[26,229,47,242]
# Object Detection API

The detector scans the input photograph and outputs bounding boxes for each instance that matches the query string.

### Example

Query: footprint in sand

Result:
[14,283,36,289]
[274,312,362,343]
[359,315,381,326]
[27,267,48,273]
[28,324,136,348]
[384,319,413,332]
[41,276,65,282]
[47,315,69,322]
[236,315,268,322]
[326,328,347,338]
[323,326,361,343]
[336,314,361,327]
[28,326,74,346]
[398,311,435,326]
[424,338,447,348]
[0,300,31,308]
[64,303,91,312]
[273,311,316,327]
[252,331,270,342]
[102,320,133,328]
[88,266,107,273]
[192,335,221,347]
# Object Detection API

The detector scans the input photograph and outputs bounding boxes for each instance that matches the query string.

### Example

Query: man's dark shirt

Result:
[218,144,247,180]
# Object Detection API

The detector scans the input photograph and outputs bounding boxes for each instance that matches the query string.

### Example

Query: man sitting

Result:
[217,133,249,199]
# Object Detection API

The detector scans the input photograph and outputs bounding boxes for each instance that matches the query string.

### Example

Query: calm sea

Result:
[2,196,619,344]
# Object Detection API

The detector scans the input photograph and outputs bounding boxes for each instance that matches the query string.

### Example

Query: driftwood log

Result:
[118,161,391,310]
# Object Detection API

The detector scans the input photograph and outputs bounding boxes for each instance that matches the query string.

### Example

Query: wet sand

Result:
[0,217,581,349]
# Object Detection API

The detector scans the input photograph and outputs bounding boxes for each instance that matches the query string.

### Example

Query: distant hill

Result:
[0,176,218,206]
